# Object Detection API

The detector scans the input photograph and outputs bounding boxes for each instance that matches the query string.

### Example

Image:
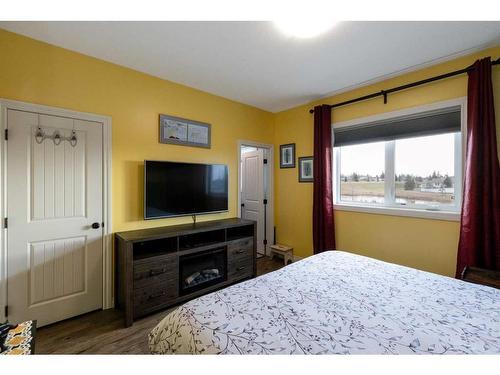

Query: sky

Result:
[339,133,456,177]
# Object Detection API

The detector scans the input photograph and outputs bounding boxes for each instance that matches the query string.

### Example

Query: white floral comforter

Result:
[149,251,500,354]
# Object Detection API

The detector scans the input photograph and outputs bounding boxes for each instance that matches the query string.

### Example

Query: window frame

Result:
[332,98,466,222]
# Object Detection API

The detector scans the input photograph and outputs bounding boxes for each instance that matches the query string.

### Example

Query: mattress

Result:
[149,251,500,354]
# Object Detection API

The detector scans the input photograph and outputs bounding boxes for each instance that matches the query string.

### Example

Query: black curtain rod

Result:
[308,57,500,114]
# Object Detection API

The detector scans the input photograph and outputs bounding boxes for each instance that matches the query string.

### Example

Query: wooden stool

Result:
[270,244,293,265]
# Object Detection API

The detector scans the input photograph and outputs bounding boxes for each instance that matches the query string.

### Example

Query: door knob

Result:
[91,222,101,229]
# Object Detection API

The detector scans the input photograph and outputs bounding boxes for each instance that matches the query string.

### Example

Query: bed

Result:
[148,251,500,354]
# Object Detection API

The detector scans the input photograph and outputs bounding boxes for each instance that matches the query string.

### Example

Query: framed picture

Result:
[280,143,296,168]
[298,156,314,182]
[159,114,211,148]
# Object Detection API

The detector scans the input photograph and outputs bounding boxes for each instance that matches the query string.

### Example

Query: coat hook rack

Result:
[34,126,78,147]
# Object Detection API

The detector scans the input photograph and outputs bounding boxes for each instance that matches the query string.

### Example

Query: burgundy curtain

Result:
[313,104,336,253]
[456,57,500,277]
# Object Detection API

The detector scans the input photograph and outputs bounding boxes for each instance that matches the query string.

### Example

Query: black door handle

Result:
[91,222,101,229]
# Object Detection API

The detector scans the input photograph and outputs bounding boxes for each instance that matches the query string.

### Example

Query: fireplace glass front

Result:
[179,247,227,295]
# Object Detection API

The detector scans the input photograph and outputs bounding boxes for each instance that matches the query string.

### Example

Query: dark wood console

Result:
[115,218,256,326]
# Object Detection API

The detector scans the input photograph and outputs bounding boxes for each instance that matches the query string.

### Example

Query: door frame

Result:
[237,140,274,255]
[0,99,113,323]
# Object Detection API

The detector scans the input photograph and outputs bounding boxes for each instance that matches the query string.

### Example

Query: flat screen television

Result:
[144,160,229,219]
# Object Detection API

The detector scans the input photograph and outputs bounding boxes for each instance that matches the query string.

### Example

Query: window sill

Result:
[333,203,460,222]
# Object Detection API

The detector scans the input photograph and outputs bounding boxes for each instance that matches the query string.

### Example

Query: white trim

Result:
[334,203,460,222]
[0,104,6,323]
[332,97,467,130]
[333,143,340,204]
[0,99,113,323]
[102,118,113,309]
[237,139,275,256]
[384,141,395,203]
[331,97,467,221]
[456,99,468,212]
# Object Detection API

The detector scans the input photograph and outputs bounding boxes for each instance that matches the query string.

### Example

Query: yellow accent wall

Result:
[1,28,499,278]
[274,45,500,277]
[0,29,274,232]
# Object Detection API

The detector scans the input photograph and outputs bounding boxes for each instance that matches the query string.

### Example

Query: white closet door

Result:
[6,109,103,327]
[241,149,265,254]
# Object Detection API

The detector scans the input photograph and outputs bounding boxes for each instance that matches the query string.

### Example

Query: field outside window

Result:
[337,132,461,212]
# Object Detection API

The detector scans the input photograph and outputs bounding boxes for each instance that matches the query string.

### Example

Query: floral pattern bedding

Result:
[149,251,500,354]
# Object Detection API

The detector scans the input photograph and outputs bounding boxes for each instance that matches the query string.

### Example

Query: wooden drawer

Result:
[133,254,178,281]
[228,256,253,282]
[133,271,177,290]
[133,281,177,317]
[227,237,253,262]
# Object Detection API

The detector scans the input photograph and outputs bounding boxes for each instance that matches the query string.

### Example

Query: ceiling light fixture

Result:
[274,19,337,39]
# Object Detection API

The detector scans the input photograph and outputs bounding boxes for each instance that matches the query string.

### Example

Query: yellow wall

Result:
[274,45,500,277]
[0,29,274,232]
[1,28,499,278]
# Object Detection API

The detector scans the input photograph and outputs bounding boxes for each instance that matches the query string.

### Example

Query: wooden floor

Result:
[36,256,284,354]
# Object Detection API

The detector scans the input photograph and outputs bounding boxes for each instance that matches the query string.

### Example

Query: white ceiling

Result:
[1,21,500,112]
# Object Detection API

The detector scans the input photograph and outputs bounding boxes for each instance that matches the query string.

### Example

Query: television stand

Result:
[115,218,256,327]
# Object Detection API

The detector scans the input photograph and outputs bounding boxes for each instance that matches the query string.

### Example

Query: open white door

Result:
[6,109,103,327]
[241,149,265,255]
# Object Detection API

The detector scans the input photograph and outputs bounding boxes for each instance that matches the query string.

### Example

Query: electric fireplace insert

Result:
[179,247,227,295]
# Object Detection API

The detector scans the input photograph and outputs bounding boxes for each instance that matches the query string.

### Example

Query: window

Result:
[340,141,385,204]
[334,103,463,217]
[394,133,457,209]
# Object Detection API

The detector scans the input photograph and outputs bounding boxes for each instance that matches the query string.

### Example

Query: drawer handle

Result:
[149,268,167,277]
[147,291,166,300]
[236,266,246,271]
[235,249,245,254]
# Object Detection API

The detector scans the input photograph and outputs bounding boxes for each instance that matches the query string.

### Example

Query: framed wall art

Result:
[159,114,211,148]
[298,156,314,182]
[280,143,296,168]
